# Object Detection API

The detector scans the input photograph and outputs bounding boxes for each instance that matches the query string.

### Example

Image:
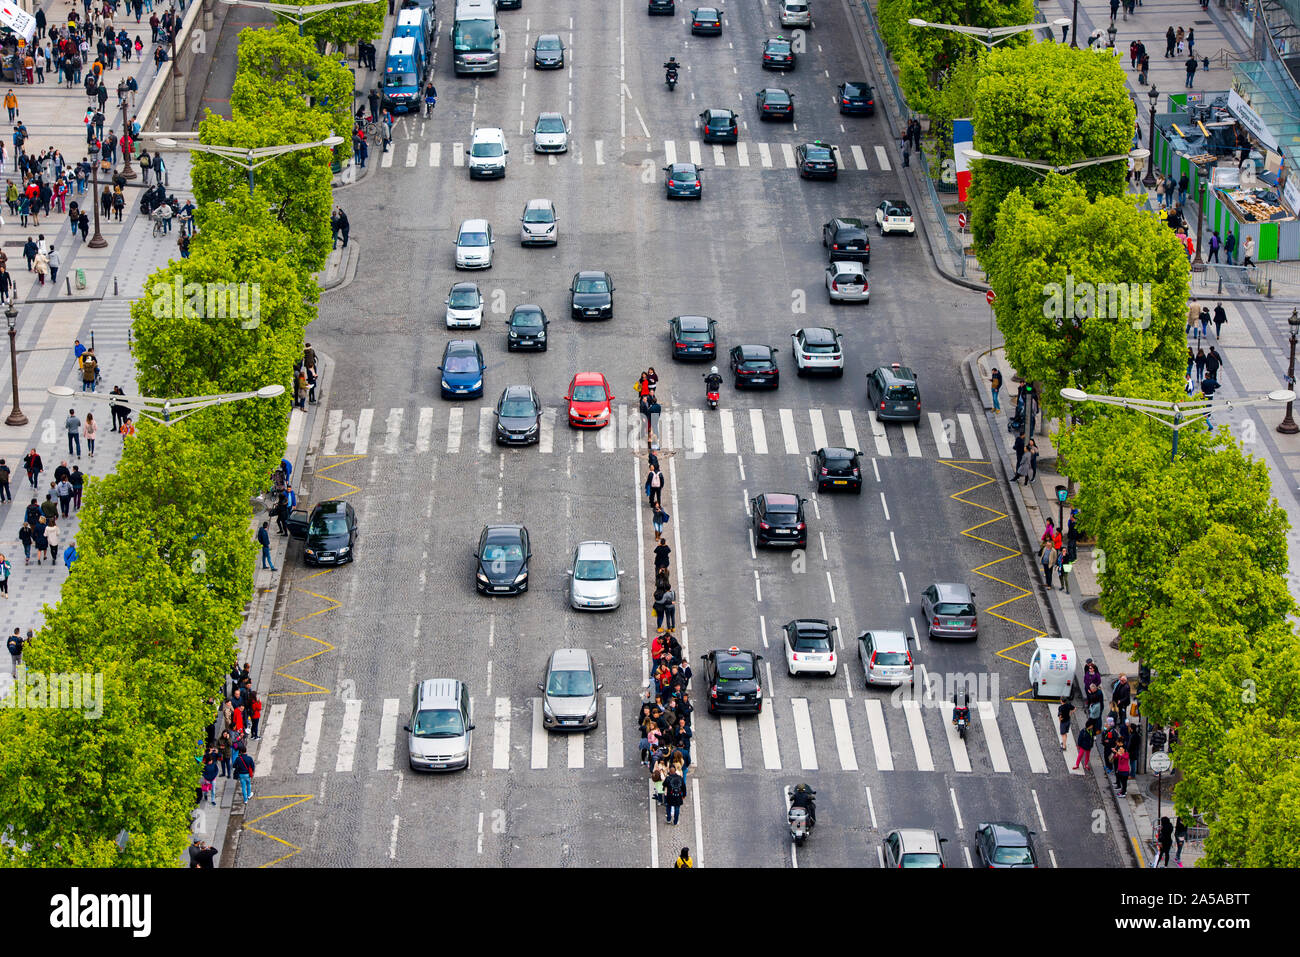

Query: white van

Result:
[467,127,509,178]
[405,678,474,771]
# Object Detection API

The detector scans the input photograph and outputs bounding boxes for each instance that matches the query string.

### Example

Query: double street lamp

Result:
[47,384,286,425]
[216,0,385,36]
[962,147,1149,177]
[143,133,345,195]
[1061,387,1294,459]
[907,16,1069,50]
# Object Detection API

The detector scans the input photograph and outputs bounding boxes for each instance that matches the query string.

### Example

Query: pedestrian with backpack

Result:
[201,748,219,805]
[7,627,23,676]
[0,458,11,502]
[1073,725,1094,770]
[653,503,670,535]
[664,768,686,825]
[233,746,255,803]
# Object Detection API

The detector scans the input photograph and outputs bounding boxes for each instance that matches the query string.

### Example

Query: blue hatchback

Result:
[440,339,487,398]
[664,162,703,199]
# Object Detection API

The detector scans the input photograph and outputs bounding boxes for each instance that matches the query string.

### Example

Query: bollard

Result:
[90,331,95,352]
[1217,275,1223,294]
[114,277,118,296]
[66,276,72,295]
[1268,278,1273,298]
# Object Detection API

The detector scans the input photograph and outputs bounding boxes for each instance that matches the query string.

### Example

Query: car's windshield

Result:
[459,231,489,245]
[512,311,544,326]
[574,278,609,294]
[536,116,566,133]
[671,167,697,182]
[936,602,976,617]
[444,355,480,373]
[806,146,832,160]
[547,669,595,697]
[993,845,1033,866]
[500,399,536,417]
[453,21,494,51]
[308,514,349,536]
[522,208,554,223]
[718,659,754,681]
[536,37,561,50]
[448,288,480,308]
[384,72,417,89]
[887,385,918,400]
[572,384,606,401]
[793,634,831,652]
[482,542,524,562]
[803,341,838,354]
[412,708,464,738]
[901,853,942,868]
[471,141,504,157]
[574,558,616,581]
[873,650,909,666]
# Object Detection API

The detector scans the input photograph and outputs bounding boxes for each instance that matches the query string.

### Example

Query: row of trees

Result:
[956,42,1300,865]
[0,19,374,866]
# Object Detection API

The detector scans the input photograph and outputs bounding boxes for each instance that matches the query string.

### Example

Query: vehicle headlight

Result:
[304,549,315,557]
[338,546,350,554]
[542,700,553,717]
[476,571,489,583]
[525,424,539,434]
[470,379,482,389]
[536,331,546,339]
[509,331,519,338]
[595,409,609,419]
[513,571,528,584]
[544,225,555,233]
[585,701,598,718]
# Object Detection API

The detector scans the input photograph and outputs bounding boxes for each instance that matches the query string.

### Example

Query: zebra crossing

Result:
[251,694,1080,778]
[320,405,986,460]
[380,138,892,171]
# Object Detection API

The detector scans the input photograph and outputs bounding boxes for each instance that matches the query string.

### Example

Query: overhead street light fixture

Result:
[145,133,345,194]
[907,16,1070,50]
[216,0,385,34]
[962,147,1148,177]
[48,384,286,425]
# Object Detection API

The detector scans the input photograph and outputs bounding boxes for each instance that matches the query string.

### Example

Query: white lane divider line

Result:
[829,698,858,770]
[376,698,399,771]
[978,700,1010,772]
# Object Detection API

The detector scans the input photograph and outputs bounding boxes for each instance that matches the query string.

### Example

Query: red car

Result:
[565,372,614,429]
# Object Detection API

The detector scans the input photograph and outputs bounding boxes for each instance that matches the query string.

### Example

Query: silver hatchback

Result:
[539,649,602,730]
[569,541,622,610]
[920,582,979,640]
[857,630,913,687]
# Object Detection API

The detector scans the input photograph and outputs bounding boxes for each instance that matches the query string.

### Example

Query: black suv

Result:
[823,218,870,264]
[729,344,779,389]
[867,363,922,422]
[796,141,837,179]
[648,0,675,13]
[836,81,875,115]
[813,447,863,493]
[701,647,764,714]
[669,315,718,359]
[751,492,807,548]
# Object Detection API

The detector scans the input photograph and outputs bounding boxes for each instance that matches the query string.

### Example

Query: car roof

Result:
[695,7,720,14]
[820,446,858,459]
[711,647,757,662]
[876,364,918,384]
[737,344,773,358]
[471,127,504,140]
[450,281,479,293]
[501,384,535,400]
[675,315,712,330]
[799,326,838,344]
[705,108,734,118]
[890,828,942,853]
[863,629,908,649]
[981,822,1031,844]
[763,492,800,507]
[575,540,614,560]
[549,648,592,671]
[537,33,562,41]
[572,371,608,386]
[416,678,462,708]
[446,338,479,353]
[460,218,489,231]
[537,111,564,121]
[791,618,831,633]
[575,270,608,280]
[934,582,973,601]
[669,163,699,174]
[829,260,867,272]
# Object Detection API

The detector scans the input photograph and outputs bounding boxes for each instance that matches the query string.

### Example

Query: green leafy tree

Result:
[298,0,385,52]
[878,0,1036,115]
[230,24,353,162]
[984,177,1187,422]
[192,106,335,271]
[926,55,981,151]
[968,41,1134,251]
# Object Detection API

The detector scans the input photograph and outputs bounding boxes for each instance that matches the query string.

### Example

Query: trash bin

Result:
[75,268,87,290]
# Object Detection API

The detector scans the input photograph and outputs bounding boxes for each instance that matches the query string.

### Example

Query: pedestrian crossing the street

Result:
[250,694,1081,779]
[381,137,893,171]
[319,405,986,461]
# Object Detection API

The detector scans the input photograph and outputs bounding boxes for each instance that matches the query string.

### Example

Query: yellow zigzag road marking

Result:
[941,461,1046,700]
[270,455,362,697]
[241,794,314,868]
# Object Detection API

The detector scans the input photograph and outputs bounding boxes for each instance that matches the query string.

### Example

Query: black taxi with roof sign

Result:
[701,647,764,714]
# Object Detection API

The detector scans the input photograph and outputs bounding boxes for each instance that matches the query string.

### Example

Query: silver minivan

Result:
[780,1,812,27]
[857,630,913,687]
[539,649,602,730]
[405,678,474,771]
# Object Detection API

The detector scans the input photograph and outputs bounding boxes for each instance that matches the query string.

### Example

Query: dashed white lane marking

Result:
[376,698,399,771]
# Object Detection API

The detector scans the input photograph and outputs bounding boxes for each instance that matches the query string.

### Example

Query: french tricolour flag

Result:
[952,118,973,203]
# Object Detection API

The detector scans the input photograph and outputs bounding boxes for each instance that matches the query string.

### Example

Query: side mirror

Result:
[437,365,444,371]
[618,569,627,576]
[537,683,544,691]
[756,654,764,661]
[596,683,604,691]
[468,724,476,732]
[402,724,411,732]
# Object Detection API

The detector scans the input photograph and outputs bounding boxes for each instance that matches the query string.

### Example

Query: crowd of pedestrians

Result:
[197,661,263,810]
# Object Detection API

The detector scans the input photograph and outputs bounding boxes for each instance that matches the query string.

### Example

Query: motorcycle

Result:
[703,373,721,410]
[952,686,970,741]
[666,67,678,90]
[787,784,816,846]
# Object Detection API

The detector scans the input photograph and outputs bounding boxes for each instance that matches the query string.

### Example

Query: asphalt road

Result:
[229,0,1127,869]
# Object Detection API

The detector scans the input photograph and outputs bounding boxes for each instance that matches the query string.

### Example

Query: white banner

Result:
[0,3,36,44]
[1284,175,1300,216]
[1227,89,1280,153]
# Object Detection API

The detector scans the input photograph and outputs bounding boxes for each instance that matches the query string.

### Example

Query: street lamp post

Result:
[1061,387,1294,459]
[216,0,385,37]
[119,94,136,181]
[906,17,1070,51]
[88,149,107,249]
[1193,172,1207,267]
[962,147,1149,178]
[1143,86,1160,188]
[1071,0,1079,47]
[1280,309,1300,434]
[4,302,27,427]
[47,384,286,425]
[145,133,345,195]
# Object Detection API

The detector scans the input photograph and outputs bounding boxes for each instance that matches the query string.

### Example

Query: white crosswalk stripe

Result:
[902,700,934,771]
[829,698,858,770]
[478,407,493,453]
[720,716,742,768]
[758,704,782,769]
[874,145,891,170]
[381,148,394,168]
[430,142,440,166]
[901,423,922,457]
[323,410,342,456]
[791,699,818,769]
[927,412,952,459]
[868,411,890,457]
[978,700,1011,772]
[453,142,465,166]
[809,408,827,450]
[568,732,584,769]
[839,409,859,453]
[864,699,893,770]
[336,698,363,772]
[354,408,373,454]
[957,413,982,459]
[405,143,418,167]
[712,144,726,166]
[540,409,556,453]
[259,703,287,775]
[851,145,868,170]
[758,143,773,167]
[720,409,737,453]
[736,142,750,166]
[530,698,547,769]
[689,140,702,165]
[750,409,768,454]
[384,408,404,454]
[1012,701,1049,774]
[446,407,464,453]
[298,701,325,774]
[606,696,623,768]
[781,143,797,167]
[779,408,799,455]
[690,408,706,454]
[664,140,677,165]
[416,408,433,453]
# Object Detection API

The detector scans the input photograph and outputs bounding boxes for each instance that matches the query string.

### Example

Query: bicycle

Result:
[363,118,383,143]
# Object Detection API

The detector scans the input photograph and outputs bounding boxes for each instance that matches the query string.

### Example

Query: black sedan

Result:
[796,141,838,179]
[813,447,863,493]
[762,36,795,70]
[729,344,779,389]
[569,271,615,319]
[664,162,702,199]
[648,0,675,13]
[974,822,1038,868]
[287,500,358,566]
[668,315,718,360]
[755,87,794,121]
[751,492,807,548]
[702,647,764,715]
[506,304,548,352]
[475,524,531,595]
[533,34,565,69]
[699,108,738,143]
[690,6,723,34]
[494,384,542,446]
[837,81,875,115]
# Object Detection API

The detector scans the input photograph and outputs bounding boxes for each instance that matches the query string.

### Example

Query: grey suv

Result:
[405,678,474,771]
[539,649,602,730]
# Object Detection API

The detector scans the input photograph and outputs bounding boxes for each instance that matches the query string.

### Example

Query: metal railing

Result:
[1193,262,1273,295]
[858,0,969,277]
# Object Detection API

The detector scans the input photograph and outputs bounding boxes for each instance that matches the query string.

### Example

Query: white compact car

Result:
[454,219,494,269]
[467,127,509,178]
[876,198,916,235]
[520,198,559,246]
[532,112,570,153]
[791,326,845,376]
[783,619,838,676]
[445,281,484,328]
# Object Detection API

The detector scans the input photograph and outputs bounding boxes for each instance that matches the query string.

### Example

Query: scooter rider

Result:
[703,367,722,391]
[790,782,816,828]
[952,686,970,727]
[664,56,680,80]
